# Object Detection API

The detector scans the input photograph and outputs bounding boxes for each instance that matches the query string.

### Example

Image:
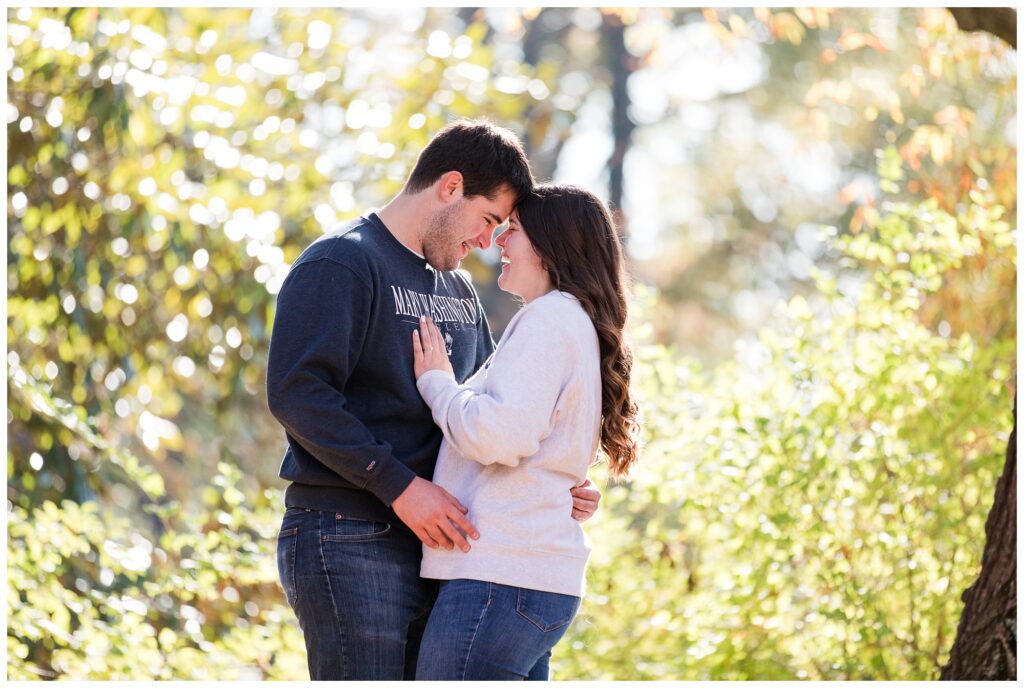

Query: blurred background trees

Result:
[7,7,1016,680]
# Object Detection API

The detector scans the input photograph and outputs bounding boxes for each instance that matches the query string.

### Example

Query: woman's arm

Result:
[413,310,572,467]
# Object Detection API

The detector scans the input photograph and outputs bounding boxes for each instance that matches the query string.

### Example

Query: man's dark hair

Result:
[405,120,534,204]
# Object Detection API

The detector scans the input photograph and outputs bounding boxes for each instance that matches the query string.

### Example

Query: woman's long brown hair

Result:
[516,184,640,477]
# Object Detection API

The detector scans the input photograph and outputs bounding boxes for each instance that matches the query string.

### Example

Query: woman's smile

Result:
[494,210,552,302]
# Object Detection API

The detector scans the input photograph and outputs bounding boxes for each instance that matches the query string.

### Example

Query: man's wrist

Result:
[366,460,417,506]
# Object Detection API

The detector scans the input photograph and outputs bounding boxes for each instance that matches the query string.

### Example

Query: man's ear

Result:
[437,171,464,203]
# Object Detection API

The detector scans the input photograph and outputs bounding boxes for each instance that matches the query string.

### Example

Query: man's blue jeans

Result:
[276,507,437,680]
[414,578,581,680]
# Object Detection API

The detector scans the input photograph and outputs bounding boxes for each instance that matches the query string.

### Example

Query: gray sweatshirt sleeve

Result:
[416,303,572,467]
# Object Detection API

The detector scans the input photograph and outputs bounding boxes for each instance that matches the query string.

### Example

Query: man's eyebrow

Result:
[486,212,503,224]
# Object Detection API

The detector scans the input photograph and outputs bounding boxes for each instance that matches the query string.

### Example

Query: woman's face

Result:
[495,209,553,303]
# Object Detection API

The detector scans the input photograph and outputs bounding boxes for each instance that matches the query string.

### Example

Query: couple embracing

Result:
[266,120,640,680]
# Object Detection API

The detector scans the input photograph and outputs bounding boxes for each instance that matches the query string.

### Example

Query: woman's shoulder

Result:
[534,290,590,319]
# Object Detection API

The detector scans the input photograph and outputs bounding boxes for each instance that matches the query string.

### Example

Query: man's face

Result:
[422,187,517,271]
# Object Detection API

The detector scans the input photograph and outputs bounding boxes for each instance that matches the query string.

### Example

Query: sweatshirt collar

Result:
[367,212,430,269]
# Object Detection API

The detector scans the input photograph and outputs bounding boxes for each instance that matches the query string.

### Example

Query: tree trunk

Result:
[938,10,1017,680]
[940,403,1016,679]
[601,11,635,243]
[519,8,572,182]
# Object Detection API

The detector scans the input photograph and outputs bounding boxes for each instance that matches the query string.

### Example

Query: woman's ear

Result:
[545,264,559,288]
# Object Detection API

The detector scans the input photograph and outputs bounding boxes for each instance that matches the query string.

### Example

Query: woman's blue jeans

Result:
[415,578,581,680]
[276,506,437,680]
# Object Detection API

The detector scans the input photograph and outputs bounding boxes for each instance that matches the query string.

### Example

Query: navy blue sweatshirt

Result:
[266,213,495,527]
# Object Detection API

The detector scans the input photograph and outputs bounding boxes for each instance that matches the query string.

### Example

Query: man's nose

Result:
[475,227,493,250]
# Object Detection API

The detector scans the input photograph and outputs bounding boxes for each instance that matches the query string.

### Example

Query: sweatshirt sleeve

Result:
[266,257,415,505]
[416,304,571,467]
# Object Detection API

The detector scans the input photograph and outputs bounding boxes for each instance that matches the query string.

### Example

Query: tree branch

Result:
[948,8,1017,49]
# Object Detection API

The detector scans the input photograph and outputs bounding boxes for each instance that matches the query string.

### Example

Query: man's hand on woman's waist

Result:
[570,478,601,522]
[392,476,480,552]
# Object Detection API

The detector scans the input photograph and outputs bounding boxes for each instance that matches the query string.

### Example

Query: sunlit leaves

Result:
[7,464,306,679]
[7,6,557,680]
[556,189,1011,678]
[551,38,1016,668]
[7,5,547,505]
[6,6,1015,681]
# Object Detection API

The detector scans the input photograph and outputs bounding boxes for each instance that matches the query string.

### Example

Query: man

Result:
[266,120,601,680]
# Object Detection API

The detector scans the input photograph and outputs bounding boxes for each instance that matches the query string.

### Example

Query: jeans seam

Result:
[460,581,493,681]
[322,523,391,542]
[515,589,574,633]
[287,531,299,608]
[317,511,349,679]
[515,589,542,632]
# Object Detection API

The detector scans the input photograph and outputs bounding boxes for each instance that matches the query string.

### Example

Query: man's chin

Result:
[426,253,460,272]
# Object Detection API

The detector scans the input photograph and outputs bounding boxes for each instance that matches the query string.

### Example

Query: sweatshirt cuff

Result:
[416,369,457,408]
[364,456,417,506]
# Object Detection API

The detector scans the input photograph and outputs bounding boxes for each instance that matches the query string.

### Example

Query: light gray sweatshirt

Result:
[416,290,602,597]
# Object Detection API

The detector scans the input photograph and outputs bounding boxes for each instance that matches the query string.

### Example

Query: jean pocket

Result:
[322,514,391,542]
[281,506,312,531]
[276,526,299,608]
[515,588,581,633]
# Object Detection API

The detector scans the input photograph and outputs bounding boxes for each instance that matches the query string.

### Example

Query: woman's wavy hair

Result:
[516,184,640,477]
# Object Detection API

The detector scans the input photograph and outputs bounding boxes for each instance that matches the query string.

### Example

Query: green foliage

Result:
[633,7,1016,363]
[8,460,306,679]
[8,6,548,679]
[554,177,1013,680]
[7,6,1016,681]
[7,5,550,509]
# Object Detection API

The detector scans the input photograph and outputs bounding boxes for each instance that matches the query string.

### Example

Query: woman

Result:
[410,184,640,680]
